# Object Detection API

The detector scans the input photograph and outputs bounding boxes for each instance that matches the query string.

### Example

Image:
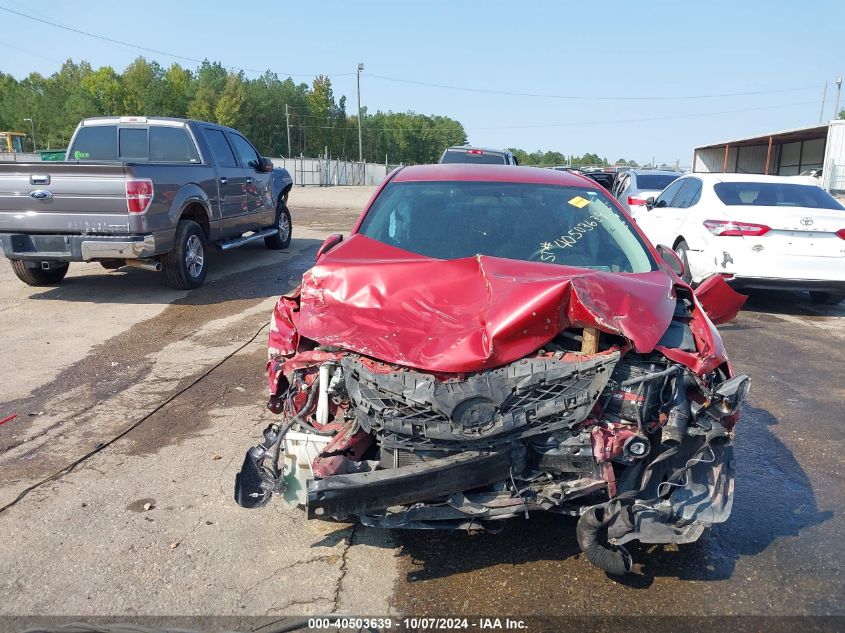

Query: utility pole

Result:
[820,81,828,123]
[23,117,35,152]
[834,76,842,120]
[285,104,291,157]
[357,62,364,163]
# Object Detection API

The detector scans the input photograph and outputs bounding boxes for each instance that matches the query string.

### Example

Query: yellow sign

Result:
[568,196,590,208]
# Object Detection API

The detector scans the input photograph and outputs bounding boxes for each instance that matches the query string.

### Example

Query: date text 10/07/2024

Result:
[307,617,529,630]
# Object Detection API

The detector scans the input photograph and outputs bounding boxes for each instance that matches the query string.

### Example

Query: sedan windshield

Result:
[358,181,656,273]
[714,182,844,209]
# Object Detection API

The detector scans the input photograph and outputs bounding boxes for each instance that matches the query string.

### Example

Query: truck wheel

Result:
[10,260,69,286]
[809,291,845,305]
[265,197,292,250]
[162,220,208,290]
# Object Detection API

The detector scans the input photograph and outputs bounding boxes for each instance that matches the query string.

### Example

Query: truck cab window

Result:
[204,129,237,168]
[229,133,261,169]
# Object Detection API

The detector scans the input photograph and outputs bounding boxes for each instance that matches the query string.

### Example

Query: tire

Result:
[10,259,69,286]
[674,240,693,284]
[265,196,292,250]
[809,291,845,305]
[162,220,208,290]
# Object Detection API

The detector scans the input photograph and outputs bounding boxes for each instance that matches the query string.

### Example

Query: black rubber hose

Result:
[576,506,632,575]
[270,375,322,466]
[662,374,691,447]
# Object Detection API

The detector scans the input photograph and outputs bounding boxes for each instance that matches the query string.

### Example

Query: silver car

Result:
[613,169,683,215]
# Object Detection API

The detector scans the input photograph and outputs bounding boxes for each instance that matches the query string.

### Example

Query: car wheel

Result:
[809,291,845,305]
[162,220,208,290]
[10,259,69,286]
[674,240,693,284]
[265,196,292,250]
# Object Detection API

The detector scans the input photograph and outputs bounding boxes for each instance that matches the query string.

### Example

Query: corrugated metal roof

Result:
[695,120,845,150]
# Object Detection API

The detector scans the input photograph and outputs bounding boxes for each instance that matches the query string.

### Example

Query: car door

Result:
[660,177,703,244]
[637,177,687,246]
[227,131,275,229]
[203,127,246,238]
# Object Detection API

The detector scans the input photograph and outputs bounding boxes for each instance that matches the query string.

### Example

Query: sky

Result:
[1,0,843,166]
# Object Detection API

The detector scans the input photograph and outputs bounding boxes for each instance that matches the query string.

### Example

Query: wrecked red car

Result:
[235,164,750,574]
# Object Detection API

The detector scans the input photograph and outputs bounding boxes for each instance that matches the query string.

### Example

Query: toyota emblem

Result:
[800,217,814,226]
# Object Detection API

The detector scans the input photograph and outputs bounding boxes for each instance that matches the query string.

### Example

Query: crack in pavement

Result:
[332,524,356,613]
[242,554,340,601]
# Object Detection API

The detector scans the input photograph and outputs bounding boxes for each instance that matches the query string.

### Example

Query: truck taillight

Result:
[628,196,647,206]
[703,219,770,237]
[126,179,154,213]
[837,229,845,240]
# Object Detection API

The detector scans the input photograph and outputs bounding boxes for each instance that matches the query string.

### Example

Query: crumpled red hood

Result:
[279,234,681,373]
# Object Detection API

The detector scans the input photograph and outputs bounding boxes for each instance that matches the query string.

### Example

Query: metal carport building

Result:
[692,119,845,194]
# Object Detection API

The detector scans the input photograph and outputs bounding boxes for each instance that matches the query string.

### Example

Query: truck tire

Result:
[162,220,208,290]
[10,259,69,286]
[265,196,292,250]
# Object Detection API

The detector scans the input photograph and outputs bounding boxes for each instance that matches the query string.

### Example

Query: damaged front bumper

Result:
[235,343,748,574]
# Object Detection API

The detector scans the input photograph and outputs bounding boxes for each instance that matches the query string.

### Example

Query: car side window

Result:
[673,178,703,209]
[617,174,630,196]
[655,178,687,207]
[204,128,237,168]
[229,133,261,169]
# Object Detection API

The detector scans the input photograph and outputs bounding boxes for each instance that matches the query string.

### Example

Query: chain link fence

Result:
[271,156,400,186]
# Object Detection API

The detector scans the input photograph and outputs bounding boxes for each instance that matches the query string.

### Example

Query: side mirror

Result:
[645,196,655,210]
[316,233,343,261]
[655,244,685,278]
[259,156,274,173]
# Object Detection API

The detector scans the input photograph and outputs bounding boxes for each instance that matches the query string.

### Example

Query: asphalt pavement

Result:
[0,186,842,629]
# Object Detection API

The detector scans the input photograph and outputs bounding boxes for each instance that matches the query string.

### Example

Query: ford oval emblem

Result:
[29,189,53,201]
[800,216,814,226]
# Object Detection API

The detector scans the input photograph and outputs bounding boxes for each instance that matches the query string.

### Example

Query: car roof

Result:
[690,173,813,184]
[628,169,684,176]
[80,116,236,132]
[392,164,595,187]
[442,146,510,155]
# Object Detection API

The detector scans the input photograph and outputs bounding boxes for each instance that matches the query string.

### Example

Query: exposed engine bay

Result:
[236,307,749,575]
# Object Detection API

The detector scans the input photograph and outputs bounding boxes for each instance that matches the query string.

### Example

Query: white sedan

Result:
[630,173,845,305]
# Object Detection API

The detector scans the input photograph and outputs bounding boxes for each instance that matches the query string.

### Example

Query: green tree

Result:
[214,73,248,128]
[1,55,474,162]
[162,64,194,117]
[122,57,166,114]
[81,67,124,115]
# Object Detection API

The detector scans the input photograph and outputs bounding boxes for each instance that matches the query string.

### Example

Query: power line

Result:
[466,100,821,130]
[368,73,818,101]
[0,5,354,78]
[285,100,820,133]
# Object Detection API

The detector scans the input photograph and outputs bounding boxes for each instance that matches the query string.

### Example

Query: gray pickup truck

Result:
[0,116,293,289]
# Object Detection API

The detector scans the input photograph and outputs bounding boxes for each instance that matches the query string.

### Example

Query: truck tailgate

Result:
[0,163,131,234]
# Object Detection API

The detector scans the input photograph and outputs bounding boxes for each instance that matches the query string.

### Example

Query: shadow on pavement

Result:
[391,404,830,586]
[24,238,320,306]
[739,289,844,318]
